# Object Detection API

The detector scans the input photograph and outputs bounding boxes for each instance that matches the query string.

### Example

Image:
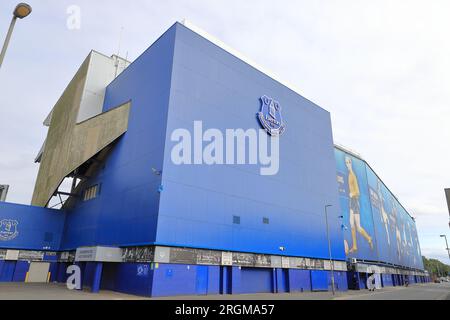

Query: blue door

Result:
[0,261,16,282]
[311,270,329,291]
[196,266,208,295]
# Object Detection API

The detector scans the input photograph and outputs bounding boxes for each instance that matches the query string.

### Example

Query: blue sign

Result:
[0,219,19,241]
[137,264,149,277]
[258,96,286,136]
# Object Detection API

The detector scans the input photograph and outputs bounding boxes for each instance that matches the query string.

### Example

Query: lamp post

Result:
[445,189,450,229]
[0,3,32,68]
[324,204,336,295]
[440,235,450,260]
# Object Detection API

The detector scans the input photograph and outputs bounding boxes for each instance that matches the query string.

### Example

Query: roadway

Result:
[0,282,448,300]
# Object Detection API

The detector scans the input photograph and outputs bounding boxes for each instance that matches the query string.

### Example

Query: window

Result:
[83,184,99,201]
[233,216,241,225]
[263,217,270,225]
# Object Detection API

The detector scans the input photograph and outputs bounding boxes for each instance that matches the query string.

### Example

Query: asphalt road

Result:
[334,282,450,300]
[0,282,448,300]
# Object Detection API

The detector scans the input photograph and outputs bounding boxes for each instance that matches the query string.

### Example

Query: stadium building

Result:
[0,22,429,296]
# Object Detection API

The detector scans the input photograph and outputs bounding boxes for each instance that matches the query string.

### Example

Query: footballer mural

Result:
[335,147,424,270]
[336,149,377,262]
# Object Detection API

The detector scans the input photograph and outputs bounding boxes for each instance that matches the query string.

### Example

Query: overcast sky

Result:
[0,0,449,263]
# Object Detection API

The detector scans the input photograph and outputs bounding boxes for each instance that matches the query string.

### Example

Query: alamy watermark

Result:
[66,265,81,290]
[66,5,81,30]
[170,121,280,176]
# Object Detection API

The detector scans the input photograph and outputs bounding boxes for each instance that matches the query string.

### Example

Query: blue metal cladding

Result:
[0,202,64,251]
[101,263,153,296]
[231,267,274,294]
[310,270,330,291]
[275,269,289,293]
[335,147,424,270]
[59,24,177,250]
[156,23,345,261]
[382,274,393,287]
[12,261,29,282]
[288,269,312,292]
[0,261,15,282]
[333,271,349,291]
[151,264,198,297]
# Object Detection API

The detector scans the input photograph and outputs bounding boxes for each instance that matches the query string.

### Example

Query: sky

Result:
[0,0,449,264]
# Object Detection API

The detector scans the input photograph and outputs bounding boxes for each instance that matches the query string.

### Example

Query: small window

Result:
[263,217,270,225]
[83,184,99,201]
[233,216,241,225]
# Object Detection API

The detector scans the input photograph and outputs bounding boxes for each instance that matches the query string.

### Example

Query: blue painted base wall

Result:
[101,263,153,297]
[0,261,16,282]
[382,274,393,287]
[231,267,274,294]
[0,259,430,297]
[12,261,29,282]
[288,269,312,292]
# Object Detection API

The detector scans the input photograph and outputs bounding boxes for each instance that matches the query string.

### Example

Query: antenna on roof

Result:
[116,26,124,57]
[114,27,125,78]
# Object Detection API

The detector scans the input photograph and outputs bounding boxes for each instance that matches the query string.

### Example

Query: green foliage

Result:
[422,256,450,277]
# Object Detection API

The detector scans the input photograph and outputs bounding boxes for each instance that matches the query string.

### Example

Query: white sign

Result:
[281,257,290,269]
[75,246,123,262]
[221,252,233,266]
[5,250,19,261]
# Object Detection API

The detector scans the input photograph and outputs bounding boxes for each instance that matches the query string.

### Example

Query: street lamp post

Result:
[0,3,32,68]
[440,235,450,260]
[324,204,336,295]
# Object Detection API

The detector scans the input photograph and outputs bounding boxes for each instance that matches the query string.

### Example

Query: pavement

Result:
[0,282,448,300]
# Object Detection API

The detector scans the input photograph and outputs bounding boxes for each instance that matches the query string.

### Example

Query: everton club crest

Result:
[0,219,19,241]
[257,96,286,136]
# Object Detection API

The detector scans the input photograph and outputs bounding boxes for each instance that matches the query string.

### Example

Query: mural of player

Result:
[377,181,391,246]
[389,199,402,261]
[345,157,374,253]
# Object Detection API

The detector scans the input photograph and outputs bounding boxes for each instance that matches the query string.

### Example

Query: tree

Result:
[422,256,450,277]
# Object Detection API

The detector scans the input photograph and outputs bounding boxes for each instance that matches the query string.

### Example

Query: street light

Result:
[0,3,33,68]
[13,3,32,18]
[440,235,450,260]
[324,204,336,295]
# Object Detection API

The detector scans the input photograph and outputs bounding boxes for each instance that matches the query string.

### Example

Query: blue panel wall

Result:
[0,261,15,282]
[231,267,274,294]
[157,23,344,261]
[56,263,69,283]
[12,261,29,282]
[207,266,221,295]
[288,269,312,292]
[101,263,153,296]
[151,264,198,297]
[332,271,348,291]
[60,24,177,250]
[82,262,97,288]
[382,274,393,287]
[311,270,329,291]
[275,269,289,293]
[0,202,64,251]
